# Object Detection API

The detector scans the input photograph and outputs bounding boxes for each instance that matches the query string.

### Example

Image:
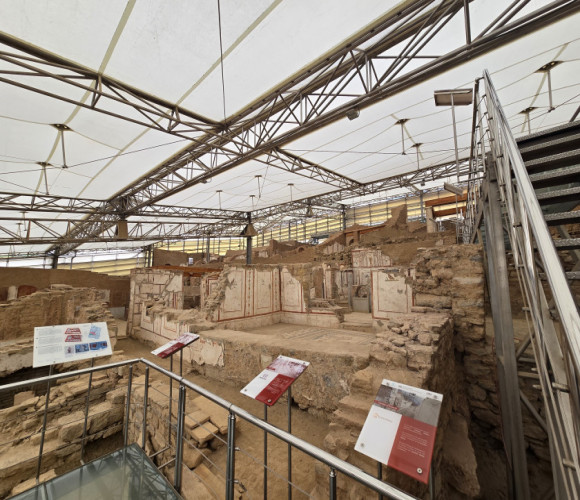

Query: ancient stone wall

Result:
[127,376,242,500]
[313,311,480,499]
[0,365,130,497]
[0,286,118,380]
[201,264,344,330]
[412,245,497,433]
[0,286,117,344]
[127,268,185,336]
[0,268,129,307]
[188,327,370,415]
[153,248,189,267]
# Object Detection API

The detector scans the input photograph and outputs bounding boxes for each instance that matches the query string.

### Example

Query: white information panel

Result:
[241,355,309,406]
[151,333,200,358]
[355,379,443,484]
[33,322,113,367]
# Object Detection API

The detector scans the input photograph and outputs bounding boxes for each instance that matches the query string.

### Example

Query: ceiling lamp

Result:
[240,223,258,237]
[346,107,360,120]
[434,88,473,181]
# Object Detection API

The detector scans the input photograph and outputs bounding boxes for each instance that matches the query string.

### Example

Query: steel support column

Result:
[483,176,530,500]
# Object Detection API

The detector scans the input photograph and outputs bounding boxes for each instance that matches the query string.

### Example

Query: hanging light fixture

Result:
[396,118,409,155]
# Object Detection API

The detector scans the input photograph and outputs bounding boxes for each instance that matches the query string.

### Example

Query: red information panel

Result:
[355,379,442,484]
[151,333,200,359]
[240,355,309,406]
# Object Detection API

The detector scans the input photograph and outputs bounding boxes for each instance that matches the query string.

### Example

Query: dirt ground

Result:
[115,334,331,499]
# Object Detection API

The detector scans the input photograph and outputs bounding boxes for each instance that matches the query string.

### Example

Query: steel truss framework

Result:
[0,0,577,258]
[0,156,471,249]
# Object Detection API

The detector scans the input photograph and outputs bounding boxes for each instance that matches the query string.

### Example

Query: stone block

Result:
[452,276,483,286]
[188,422,219,445]
[406,344,435,371]
[31,427,58,445]
[417,333,432,346]
[106,388,126,405]
[441,413,480,497]
[461,325,486,341]
[415,293,452,309]
[183,443,205,469]
[13,391,35,406]
[192,397,229,434]
[473,408,501,428]
[59,419,85,442]
[11,469,56,496]
[467,384,487,402]
[184,410,211,430]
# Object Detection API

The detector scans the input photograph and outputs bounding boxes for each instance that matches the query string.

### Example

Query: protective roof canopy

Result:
[0,0,578,257]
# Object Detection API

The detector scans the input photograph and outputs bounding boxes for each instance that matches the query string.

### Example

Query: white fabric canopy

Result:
[0,0,578,255]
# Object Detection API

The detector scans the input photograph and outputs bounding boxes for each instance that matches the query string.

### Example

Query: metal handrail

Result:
[0,357,418,500]
[482,70,580,368]
[480,69,580,496]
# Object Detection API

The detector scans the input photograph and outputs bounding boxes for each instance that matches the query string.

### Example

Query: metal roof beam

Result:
[0,191,244,218]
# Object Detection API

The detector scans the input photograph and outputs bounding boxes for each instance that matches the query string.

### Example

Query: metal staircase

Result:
[467,71,580,500]
[518,122,580,285]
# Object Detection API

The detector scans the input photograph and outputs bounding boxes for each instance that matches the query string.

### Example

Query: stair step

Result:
[540,271,580,281]
[553,238,580,251]
[519,130,580,161]
[536,186,580,206]
[529,165,580,188]
[544,211,580,226]
[525,148,580,173]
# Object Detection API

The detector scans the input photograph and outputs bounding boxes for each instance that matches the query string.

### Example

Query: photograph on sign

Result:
[151,332,200,359]
[355,379,443,484]
[33,322,112,367]
[241,355,309,406]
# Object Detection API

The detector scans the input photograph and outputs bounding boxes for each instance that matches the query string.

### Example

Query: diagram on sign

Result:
[355,379,442,484]
[33,322,112,367]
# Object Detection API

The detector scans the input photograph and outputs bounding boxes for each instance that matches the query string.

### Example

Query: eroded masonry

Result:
[0,207,551,499]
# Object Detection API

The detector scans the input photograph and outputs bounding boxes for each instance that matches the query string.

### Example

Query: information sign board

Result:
[355,379,443,484]
[241,355,309,406]
[33,322,112,367]
[151,333,200,359]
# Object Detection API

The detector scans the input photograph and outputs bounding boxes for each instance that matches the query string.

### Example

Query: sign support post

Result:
[264,404,268,500]
[150,333,200,450]
[168,354,173,444]
[288,386,292,500]
[241,355,309,500]
[377,462,383,500]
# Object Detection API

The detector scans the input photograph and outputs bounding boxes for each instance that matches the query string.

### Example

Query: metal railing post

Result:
[124,364,133,447]
[142,366,149,449]
[80,357,95,463]
[226,411,236,500]
[174,384,186,492]
[36,364,53,482]
[329,467,337,500]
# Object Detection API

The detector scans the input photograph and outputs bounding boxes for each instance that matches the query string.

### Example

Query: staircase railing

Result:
[477,69,580,498]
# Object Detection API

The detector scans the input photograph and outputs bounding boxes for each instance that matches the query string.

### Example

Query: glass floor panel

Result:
[12,443,181,500]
